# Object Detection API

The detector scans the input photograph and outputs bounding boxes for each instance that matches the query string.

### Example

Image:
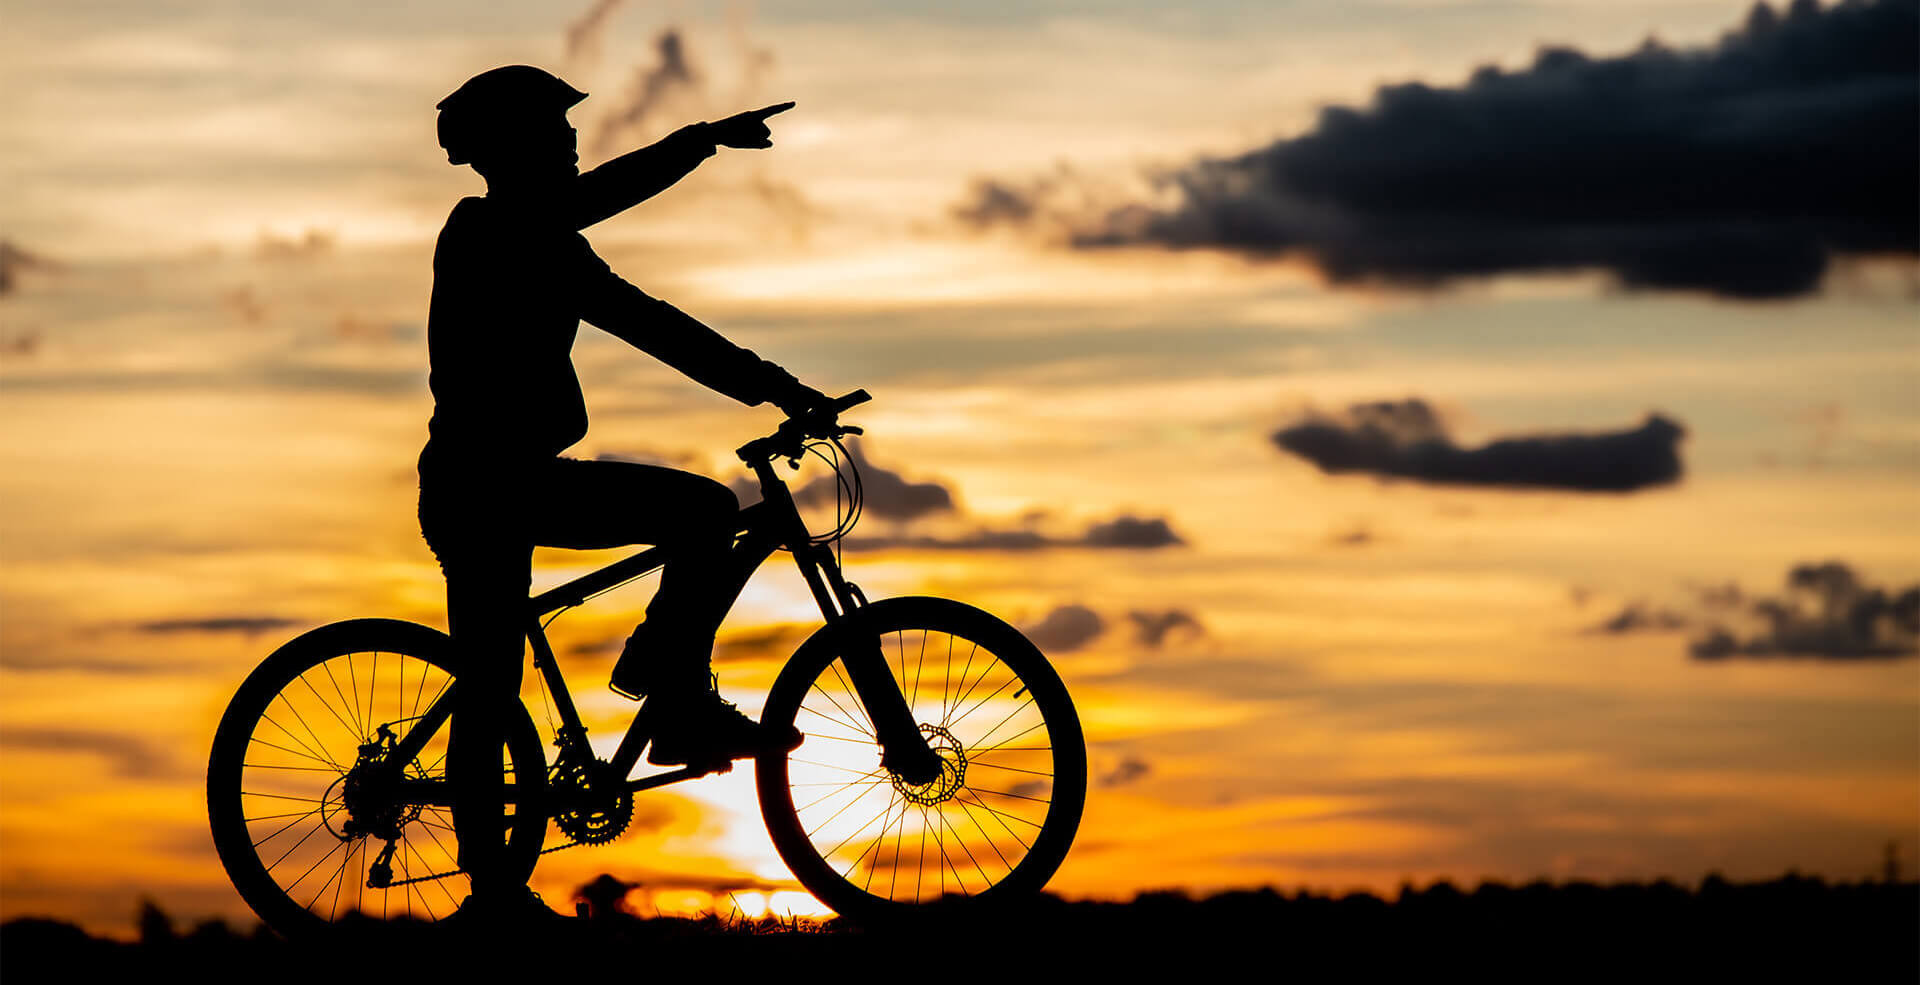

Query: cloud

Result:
[0,728,174,779]
[564,0,627,72]
[253,228,333,261]
[1098,756,1151,788]
[0,240,59,296]
[0,330,42,358]
[773,441,1184,552]
[592,29,702,158]
[584,864,789,895]
[1023,604,1105,653]
[1128,609,1203,648]
[794,440,956,522]
[1272,399,1684,492]
[1691,561,1918,659]
[1583,603,1690,635]
[1083,514,1184,548]
[0,651,188,675]
[959,0,1919,299]
[593,446,705,469]
[843,512,1185,553]
[130,616,302,635]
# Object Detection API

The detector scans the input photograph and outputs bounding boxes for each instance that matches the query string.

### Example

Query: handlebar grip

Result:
[832,389,872,412]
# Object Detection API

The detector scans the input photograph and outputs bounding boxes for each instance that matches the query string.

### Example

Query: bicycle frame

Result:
[381,452,935,808]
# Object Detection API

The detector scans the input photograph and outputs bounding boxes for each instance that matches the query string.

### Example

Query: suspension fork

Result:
[794,543,944,785]
[753,459,942,784]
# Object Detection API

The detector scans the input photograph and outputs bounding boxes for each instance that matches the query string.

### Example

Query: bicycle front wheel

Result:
[206,619,547,937]
[757,597,1087,919]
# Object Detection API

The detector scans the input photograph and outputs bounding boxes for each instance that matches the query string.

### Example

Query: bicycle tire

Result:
[207,618,547,937]
[756,597,1086,919]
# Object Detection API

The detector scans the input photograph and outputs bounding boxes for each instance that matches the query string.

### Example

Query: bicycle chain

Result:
[377,838,586,889]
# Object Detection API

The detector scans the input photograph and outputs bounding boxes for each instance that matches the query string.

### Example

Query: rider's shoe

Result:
[647,687,803,768]
[609,623,694,700]
[440,887,568,932]
[608,626,655,700]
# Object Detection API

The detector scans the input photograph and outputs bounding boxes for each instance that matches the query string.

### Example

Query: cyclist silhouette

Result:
[419,65,813,921]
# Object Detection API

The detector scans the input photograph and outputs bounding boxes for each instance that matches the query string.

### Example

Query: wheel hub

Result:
[889,724,965,805]
[324,731,421,842]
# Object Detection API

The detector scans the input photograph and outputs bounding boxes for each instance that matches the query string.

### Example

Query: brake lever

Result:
[839,425,864,436]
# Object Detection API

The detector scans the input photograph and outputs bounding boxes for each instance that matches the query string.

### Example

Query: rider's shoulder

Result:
[434,197,507,260]
[442,196,499,233]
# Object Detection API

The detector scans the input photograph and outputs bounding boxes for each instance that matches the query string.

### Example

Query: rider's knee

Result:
[693,479,741,533]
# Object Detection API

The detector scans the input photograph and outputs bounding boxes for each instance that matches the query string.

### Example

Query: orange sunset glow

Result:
[3,0,1917,937]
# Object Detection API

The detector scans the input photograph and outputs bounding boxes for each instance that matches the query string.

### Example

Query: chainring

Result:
[550,754,634,846]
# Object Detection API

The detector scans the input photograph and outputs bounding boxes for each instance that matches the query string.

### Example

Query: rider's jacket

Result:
[424,125,797,465]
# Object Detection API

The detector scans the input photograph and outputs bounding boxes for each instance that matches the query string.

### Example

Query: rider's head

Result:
[437,65,585,187]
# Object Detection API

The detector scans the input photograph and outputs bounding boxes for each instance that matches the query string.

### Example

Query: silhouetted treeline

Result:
[6,874,1914,980]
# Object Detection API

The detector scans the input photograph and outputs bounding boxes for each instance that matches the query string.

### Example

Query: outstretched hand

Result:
[708,102,795,149]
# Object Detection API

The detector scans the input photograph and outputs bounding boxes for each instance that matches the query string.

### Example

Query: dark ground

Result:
[5,875,1916,981]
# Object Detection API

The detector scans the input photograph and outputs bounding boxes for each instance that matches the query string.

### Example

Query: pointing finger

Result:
[752,101,797,120]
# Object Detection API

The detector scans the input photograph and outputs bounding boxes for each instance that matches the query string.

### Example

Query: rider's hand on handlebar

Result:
[760,361,828,418]
[775,383,831,419]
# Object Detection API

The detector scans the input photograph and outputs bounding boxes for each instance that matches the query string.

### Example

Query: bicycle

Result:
[206,390,1087,937]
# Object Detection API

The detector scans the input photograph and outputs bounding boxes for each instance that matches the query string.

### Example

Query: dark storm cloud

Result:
[0,728,175,779]
[794,440,957,522]
[1023,604,1105,653]
[1271,399,1685,492]
[1691,561,1919,659]
[960,0,1919,299]
[1128,609,1204,648]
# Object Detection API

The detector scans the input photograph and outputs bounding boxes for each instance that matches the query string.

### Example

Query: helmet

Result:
[436,65,588,166]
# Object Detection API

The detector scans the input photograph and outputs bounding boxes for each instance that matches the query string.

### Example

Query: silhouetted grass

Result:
[5,874,1915,980]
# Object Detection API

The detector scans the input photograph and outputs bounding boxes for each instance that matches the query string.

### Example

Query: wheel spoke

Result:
[214,638,546,937]
[767,607,1081,913]
[967,696,1038,752]
[823,661,876,734]
[969,760,1052,778]
[317,661,362,741]
[799,701,869,738]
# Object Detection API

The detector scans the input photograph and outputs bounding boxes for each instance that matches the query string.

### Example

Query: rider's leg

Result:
[441,550,530,897]
[528,458,739,696]
[419,451,534,902]
[529,458,798,763]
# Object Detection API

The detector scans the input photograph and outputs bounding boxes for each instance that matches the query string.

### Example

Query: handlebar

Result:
[736,389,870,465]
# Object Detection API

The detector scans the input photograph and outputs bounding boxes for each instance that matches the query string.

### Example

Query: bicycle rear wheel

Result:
[757,597,1086,919]
[206,619,547,937]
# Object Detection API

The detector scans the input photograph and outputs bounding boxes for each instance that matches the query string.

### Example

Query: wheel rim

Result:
[221,646,532,927]
[776,622,1075,906]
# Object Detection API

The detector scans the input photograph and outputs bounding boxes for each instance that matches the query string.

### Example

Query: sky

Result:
[1,0,1916,935]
